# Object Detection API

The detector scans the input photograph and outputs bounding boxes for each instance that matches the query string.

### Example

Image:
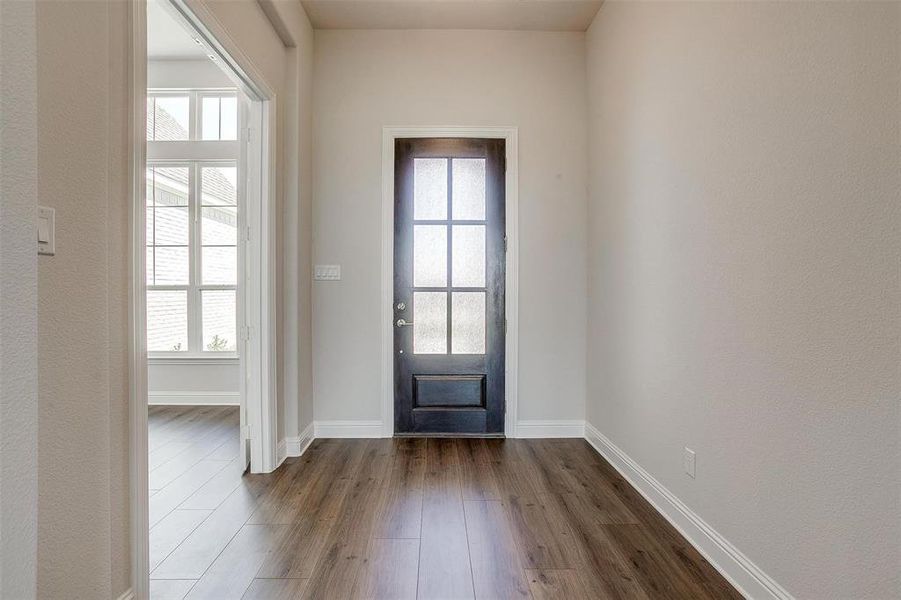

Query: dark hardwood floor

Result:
[149,406,741,600]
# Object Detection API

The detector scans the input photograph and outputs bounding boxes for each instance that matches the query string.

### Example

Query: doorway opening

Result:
[132,0,277,596]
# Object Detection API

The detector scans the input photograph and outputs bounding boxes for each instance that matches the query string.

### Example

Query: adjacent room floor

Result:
[148,406,740,599]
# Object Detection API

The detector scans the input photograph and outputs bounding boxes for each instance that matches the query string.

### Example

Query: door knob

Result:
[396,319,414,327]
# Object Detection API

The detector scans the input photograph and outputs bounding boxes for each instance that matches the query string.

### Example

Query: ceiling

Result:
[147,0,210,60]
[300,0,604,32]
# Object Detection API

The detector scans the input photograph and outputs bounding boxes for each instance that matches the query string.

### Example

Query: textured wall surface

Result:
[312,29,588,424]
[585,2,901,598]
[35,0,130,596]
[0,0,39,597]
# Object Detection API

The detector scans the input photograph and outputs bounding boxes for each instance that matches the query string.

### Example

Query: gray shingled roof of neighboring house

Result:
[148,97,189,142]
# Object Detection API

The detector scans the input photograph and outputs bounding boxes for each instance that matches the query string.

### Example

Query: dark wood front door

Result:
[394,138,506,435]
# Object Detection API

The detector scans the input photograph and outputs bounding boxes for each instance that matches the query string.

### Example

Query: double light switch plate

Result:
[314,264,341,281]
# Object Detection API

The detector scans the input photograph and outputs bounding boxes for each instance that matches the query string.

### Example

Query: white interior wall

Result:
[0,1,38,597]
[584,2,900,598]
[311,29,588,428]
[33,0,132,595]
[148,58,233,88]
[148,361,240,404]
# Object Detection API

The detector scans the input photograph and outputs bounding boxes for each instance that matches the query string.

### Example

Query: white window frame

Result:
[146,89,241,360]
[197,90,239,141]
[148,88,237,141]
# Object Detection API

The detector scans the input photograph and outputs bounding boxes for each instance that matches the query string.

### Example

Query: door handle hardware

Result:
[396,302,406,311]
[396,319,414,327]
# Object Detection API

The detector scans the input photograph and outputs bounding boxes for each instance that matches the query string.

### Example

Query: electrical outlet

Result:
[683,447,696,478]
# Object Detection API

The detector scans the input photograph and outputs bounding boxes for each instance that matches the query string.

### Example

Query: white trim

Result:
[315,420,385,439]
[146,140,239,161]
[583,422,794,600]
[284,422,315,457]
[380,126,519,438]
[256,98,279,473]
[128,2,150,598]
[116,589,135,600]
[516,420,585,438]
[240,96,279,473]
[149,356,238,366]
[148,391,240,406]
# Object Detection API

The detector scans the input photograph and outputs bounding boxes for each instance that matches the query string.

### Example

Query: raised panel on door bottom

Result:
[414,375,486,408]
[412,408,488,433]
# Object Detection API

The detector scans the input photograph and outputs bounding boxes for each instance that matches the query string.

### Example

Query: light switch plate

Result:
[38,206,55,256]
[314,264,341,281]
[683,447,696,478]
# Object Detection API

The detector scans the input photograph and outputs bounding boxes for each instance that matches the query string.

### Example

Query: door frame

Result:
[381,126,519,438]
[129,1,279,597]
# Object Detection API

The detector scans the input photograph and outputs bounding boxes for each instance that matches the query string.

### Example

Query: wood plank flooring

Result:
[149,406,741,599]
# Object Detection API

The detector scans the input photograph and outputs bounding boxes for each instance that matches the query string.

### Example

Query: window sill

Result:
[148,354,239,366]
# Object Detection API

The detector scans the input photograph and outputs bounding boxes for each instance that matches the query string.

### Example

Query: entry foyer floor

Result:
[149,405,740,599]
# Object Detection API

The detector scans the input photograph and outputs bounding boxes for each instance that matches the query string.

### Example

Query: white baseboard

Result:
[516,419,585,438]
[309,419,584,439]
[583,422,793,600]
[148,391,239,406]
[314,420,385,438]
[285,422,315,457]
[276,438,287,467]
[115,589,134,600]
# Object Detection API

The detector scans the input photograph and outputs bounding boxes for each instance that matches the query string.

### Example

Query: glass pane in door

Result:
[413,291,447,354]
[451,225,485,287]
[414,158,447,220]
[413,225,447,287]
[451,158,486,220]
[451,292,486,354]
